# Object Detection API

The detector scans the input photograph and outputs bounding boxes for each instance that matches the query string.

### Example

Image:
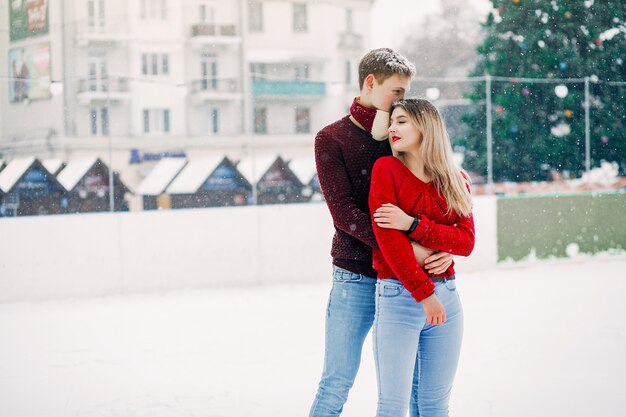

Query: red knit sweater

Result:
[369,156,475,302]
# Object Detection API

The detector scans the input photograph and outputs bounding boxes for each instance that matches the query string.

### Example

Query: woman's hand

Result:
[421,292,446,325]
[373,203,414,231]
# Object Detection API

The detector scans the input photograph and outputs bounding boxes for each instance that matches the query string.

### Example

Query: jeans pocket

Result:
[378,280,404,297]
[333,268,362,283]
[445,279,457,291]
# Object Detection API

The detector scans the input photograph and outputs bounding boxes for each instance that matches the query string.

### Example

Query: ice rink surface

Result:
[1,255,625,417]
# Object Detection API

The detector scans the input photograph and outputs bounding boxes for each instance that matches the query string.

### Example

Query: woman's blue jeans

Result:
[308,266,378,417]
[373,278,463,417]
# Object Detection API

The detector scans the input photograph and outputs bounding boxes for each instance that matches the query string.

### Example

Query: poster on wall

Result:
[9,0,49,41]
[8,43,52,103]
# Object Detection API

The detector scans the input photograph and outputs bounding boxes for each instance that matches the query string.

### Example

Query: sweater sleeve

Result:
[407,212,475,256]
[315,130,378,249]
[369,160,435,302]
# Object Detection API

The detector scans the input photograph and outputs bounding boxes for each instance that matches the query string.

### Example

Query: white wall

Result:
[0,196,497,303]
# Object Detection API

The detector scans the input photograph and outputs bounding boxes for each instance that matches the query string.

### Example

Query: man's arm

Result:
[315,131,378,248]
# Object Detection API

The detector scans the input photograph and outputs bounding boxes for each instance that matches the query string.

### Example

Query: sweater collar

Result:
[349,97,377,133]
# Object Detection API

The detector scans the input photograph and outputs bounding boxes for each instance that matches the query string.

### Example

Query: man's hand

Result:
[373,203,414,231]
[411,242,453,274]
[411,242,434,268]
[424,251,453,275]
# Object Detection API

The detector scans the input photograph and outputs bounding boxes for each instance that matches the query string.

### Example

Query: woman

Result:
[368,99,475,417]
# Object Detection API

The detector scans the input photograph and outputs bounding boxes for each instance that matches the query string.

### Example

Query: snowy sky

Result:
[370,0,493,47]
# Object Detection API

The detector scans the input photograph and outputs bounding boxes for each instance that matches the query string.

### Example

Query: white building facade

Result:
[0,0,373,188]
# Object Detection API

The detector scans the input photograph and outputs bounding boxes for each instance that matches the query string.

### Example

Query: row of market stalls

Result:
[136,155,321,210]
[0,155,321,216]
[0,157,128,217]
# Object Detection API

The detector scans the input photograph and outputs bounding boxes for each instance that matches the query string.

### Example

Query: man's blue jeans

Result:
[308,266,378,417]
[373,278,464,417]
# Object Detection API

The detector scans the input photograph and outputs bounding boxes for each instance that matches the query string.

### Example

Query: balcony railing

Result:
[191,23,237,37]
[78,77,130,93]
[191,78,239,94]
[252,80,326,97]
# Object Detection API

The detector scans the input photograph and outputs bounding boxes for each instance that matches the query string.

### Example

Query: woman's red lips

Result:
[391,136,401,142]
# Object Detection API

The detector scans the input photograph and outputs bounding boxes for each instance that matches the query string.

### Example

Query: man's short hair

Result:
[358,48,416,89]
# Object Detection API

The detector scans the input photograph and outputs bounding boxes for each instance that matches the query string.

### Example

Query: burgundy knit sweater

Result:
[315,114,392,276]
[369,156,475,302]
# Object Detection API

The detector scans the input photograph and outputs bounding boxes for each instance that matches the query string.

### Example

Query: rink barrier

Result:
[496,191,626,261]
[3,192,626,303]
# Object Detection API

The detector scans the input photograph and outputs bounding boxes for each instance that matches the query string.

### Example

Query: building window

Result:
[295,107,310,133]
[162,54,169,75]
[151,54,158,75]
[199,2,215,23]
[212,108,219,133]
[346,8,353,31]
[249,2,263,32]
[143,109,171,134]
[254,107,267,134]
[250,63,266,81]
[141,53,170,76]
[90,106,109,136]
[293,3,307,33]
[160,0,167,19]
[294,63,309,81]
[88,0,105,30]
[141,0,167,20]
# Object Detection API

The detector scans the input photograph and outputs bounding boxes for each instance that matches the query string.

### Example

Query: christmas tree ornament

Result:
[559,62,568,70]
[510,125,520,133]
[551,122,571,137]
[594,38,602,46]
[512,0,520,4]
[601,136,609,144]
[496,105,505,114]
[537,40,546,48]
[564,11,573,18]
[564,110,573,118]
[522,87,530,96]
[554,85,569,98]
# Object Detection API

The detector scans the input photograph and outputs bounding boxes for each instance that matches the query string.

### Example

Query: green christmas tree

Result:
[460,0,626,182]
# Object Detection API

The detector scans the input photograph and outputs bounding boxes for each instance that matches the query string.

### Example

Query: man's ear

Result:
[364,74,376,90]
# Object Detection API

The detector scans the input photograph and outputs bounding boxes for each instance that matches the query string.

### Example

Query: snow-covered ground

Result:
[1,256,626,417]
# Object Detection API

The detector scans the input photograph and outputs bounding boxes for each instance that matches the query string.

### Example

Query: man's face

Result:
[369,74,411,112]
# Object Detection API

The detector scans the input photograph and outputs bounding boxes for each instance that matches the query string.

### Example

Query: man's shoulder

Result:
[316,115,353,141]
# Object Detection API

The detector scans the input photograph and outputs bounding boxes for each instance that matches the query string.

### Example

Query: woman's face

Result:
[388,107,422,153]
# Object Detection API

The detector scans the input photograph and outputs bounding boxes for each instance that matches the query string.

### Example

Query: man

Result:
[309,48,453,416]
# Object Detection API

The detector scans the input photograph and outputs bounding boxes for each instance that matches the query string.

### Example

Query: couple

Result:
[309,48,475,417]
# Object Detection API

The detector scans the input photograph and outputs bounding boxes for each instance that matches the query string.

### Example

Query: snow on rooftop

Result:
[288,156,317,184]
[42,159,65,175]
[0,157,36,193]
[166,157,224,194]
[236,155,280,183]
[56,158,99,192]
[136,158,187,196]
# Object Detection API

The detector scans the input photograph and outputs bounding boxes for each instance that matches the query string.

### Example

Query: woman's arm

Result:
[373,205,475,256]
[369,160,435,302]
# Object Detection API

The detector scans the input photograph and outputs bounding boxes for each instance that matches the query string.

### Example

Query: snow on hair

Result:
[358,48,416,89]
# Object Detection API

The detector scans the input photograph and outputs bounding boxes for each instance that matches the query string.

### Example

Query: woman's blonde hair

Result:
[390,99,472,217]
